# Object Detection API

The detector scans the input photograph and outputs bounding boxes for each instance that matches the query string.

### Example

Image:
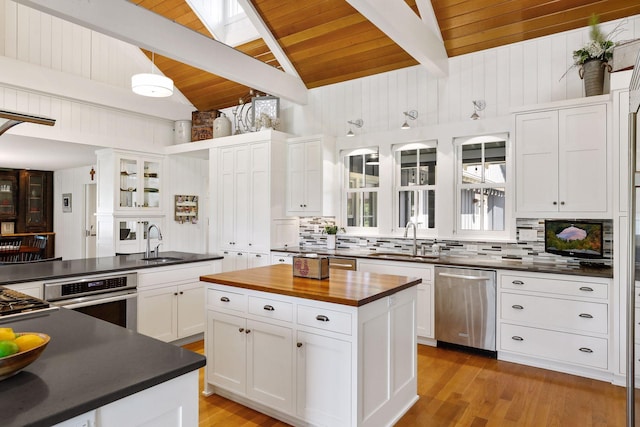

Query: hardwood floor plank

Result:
[183,340,629,426]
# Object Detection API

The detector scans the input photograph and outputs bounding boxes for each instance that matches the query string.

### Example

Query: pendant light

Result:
[131,52,174,98]
[347,119,363,137]
[401,110,418,129]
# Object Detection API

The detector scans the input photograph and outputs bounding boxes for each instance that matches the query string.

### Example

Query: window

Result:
[395,142,437,230]
[455,135,508,234]
[344,148,379,228]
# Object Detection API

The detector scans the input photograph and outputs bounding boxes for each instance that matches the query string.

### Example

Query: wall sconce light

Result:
[401,110,418,129]
[470,100,486,120]
[131,52,174,98]
[346,119,363,137]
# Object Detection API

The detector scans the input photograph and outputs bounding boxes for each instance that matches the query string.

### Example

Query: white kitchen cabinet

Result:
[358,258,434,343]
[96,149,164,214]
[204,280,417,427]
[285,135,336,217]
[220,250,248,272]
[114,216,164,255]
[497,270,611,379]
[515,100,610,217]
[248,252,270,268]
[137,261,220,342]
[212,132,290,269]
[271,251,294,265]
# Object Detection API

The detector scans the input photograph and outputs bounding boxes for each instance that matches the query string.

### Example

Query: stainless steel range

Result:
[0,287,58,321]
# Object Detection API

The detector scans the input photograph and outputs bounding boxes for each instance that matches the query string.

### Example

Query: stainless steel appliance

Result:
[0,287,57,321]
[435,266,496,351]
[44,272,138,331]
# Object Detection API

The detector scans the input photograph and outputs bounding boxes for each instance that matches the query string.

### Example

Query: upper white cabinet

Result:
[97,149,164,215]
[286,135,336,217]
[515,99,610,218]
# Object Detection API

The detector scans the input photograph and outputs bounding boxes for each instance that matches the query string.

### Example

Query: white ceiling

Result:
[0,134,99,171]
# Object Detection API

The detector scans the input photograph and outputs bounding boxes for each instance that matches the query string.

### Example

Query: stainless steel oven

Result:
[44,272,137,331]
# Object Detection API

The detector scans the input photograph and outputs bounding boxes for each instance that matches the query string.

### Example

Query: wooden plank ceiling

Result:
[131,0,640,112]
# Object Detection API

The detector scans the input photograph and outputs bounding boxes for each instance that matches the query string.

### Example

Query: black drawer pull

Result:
[579,313,593,319]
[579,347,593,353]
[220,296,230,302]
[279,258,285,262]
[264,305,275,311]
[579,286,594,292]
[512,304,524,310]
[297,342,303,348]
[246,329,251,334]
[238,328,244,333]
[511,336,524,341]
[256,254,262,258]
[316,315,330,322]
[512,280,524,285]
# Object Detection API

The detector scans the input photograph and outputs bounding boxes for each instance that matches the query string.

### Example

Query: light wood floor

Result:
[183,341,629,426]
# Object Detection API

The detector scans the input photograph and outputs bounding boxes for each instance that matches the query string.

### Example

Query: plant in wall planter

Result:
[323,225,345,250]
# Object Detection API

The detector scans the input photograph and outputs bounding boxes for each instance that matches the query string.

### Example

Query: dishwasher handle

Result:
[437,272,492,281]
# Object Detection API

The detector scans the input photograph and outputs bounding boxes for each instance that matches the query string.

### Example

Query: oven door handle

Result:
[52,291,137,310]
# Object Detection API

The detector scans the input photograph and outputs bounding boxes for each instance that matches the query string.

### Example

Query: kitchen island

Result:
[0,308,205,427]
[200,264,421,427]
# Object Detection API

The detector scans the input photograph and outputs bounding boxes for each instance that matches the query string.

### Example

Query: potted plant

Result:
[323,225,345,250]
[570,14,621,96]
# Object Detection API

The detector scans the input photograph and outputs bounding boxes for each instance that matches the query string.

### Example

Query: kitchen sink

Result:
[368,253,439,262]
[141,256,184,262]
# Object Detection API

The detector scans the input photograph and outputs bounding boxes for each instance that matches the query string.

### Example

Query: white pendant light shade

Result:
[131,73,174,97]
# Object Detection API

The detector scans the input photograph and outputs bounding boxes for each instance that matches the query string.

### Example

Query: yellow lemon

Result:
[0,327,15,341]
[14,334,45,352]
[0,340,19,357]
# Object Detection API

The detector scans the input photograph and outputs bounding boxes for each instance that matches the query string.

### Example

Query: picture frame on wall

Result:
[62,193,72,213]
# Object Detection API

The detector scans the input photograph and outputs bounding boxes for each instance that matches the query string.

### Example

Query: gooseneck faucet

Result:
[146,224,163,258]
[404,221,418,256]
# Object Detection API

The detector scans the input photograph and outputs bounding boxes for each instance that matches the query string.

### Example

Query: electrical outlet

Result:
[519,229,538,241]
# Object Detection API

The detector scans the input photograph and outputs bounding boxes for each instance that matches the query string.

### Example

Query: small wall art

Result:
[62,193,72,213]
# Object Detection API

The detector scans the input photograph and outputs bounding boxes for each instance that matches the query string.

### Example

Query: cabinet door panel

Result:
[246,319,294,413]
[515,111,559,213]
[233,146,250,248]
[303,141,322,213]
[296,331,351,427]
[208,311,246,394]
[138,287,177,342]
[219,148,237,249]
[287,143,306,213]
[558,104,607,212]
[249,143,270,252]
[177,283,206,337]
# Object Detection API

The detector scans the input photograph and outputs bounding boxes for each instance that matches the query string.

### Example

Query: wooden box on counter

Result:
[191,110,218,141]
[292,255,329,280]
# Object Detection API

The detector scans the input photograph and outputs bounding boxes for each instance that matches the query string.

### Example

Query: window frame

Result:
[393,141,438,235]
[341,146,380,234]
[454,133,511,240]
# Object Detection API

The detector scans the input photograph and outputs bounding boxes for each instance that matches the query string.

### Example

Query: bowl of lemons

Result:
[0,327,50,380]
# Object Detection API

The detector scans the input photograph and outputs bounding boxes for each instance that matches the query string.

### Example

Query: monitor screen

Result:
[544,220,604,259]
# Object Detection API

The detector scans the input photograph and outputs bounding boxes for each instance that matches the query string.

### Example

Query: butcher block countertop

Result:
[200,264,421,307]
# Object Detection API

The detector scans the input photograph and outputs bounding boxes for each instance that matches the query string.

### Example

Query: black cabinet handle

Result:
[512,304,524,310]
[511,336,524,341]
[256,254,261,258]
[316,315,330,322]
[246,329,251,334]
[579,286,594,292]
[579,313,593,319]
[579,347,593,353]
[220,296,230,302]
[174,292,178,296]
[264,305,275,311]
[279,258,285,262]
[512,280,524,285]
[238,328,244,333]
[297,342,302,348]
[553,201,558,205]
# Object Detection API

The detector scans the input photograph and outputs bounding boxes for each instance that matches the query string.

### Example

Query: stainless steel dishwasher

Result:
[435,266,496,351]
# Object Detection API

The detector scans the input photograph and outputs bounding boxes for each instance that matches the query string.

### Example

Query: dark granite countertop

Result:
[272,247,613,279]
[0,251,223,285]
[0,308,205,427]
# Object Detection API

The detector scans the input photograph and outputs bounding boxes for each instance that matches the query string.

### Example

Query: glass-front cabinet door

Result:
[18,170,52,232]
[118,155,161,211]
[0,172,17,220]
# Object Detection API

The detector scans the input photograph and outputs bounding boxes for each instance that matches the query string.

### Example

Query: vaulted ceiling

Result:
[31,1,640,112]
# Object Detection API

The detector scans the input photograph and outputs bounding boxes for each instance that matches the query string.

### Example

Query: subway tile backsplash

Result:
[296,217,613,268]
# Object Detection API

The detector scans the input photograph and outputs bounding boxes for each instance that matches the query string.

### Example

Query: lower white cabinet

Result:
[248,252,270,268]
[137,261,220,342]
[358,259,434,342]
[204,281,417,427]
[271,251,294,265]
[497,271,611,378]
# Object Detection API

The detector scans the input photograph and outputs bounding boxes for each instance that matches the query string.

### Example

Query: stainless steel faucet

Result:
[145,224,163,258]
[404,221,417,256]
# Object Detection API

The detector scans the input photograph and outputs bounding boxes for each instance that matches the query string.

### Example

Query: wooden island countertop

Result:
[199,263,421,307]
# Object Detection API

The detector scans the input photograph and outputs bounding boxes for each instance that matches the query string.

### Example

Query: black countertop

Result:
[0,251,223,285]
[0,308,205,427]
[272,247,614,279]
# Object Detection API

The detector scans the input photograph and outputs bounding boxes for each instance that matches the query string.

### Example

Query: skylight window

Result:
[187,0,259,47]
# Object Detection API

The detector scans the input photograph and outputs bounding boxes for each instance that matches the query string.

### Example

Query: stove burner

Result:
[0,288,50,316]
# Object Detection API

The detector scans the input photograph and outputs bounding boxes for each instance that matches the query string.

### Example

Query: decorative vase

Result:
[578,59,611,97]
[213,114,232,138]
[327,234,336,250]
